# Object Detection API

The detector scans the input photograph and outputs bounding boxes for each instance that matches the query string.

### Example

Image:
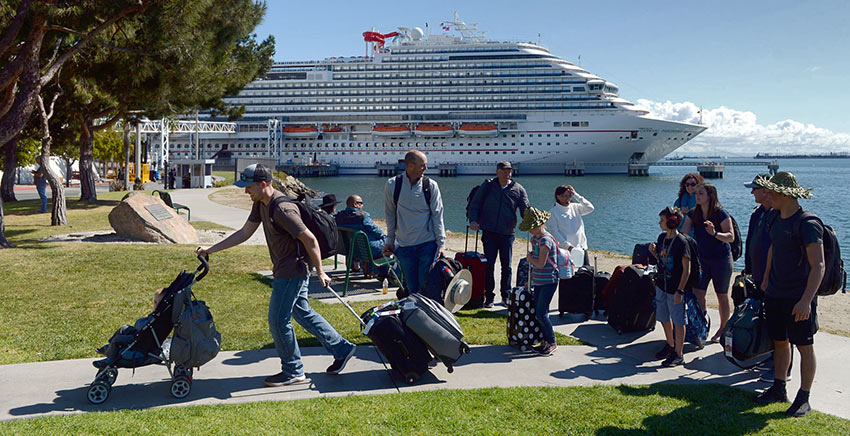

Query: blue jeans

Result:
[482,231,514,302]
[394,240,438,295]
[36,182,47,213]
[533,282,558,344]
[269,276,354,377]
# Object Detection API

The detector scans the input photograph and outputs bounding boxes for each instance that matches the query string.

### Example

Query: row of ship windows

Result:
[391,46,523,54]
[245,102,613,113]
[248,76,581,90]
[329,60,560,71]
[234,94,596,106]
[332,68,567,79]
[240,84,588,97]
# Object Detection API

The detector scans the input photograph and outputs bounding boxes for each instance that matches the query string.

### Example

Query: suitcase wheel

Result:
[446,364,454,374]
[460,343,470,354]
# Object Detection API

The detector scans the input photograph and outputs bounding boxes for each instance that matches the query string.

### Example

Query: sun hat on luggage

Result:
[754,171,813,199]
[444,269,473,313]
[518,206,550,232]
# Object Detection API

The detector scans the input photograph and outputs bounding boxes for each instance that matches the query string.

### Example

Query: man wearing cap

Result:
[468,161,530,307]
[753,172,824,418]
[195,164,356,387]
[384,150,446,296]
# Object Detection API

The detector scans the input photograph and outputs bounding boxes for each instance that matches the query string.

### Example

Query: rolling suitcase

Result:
[400,294,470,372]
[507,239,544,351]
[324,286,431,385]
[559,256,608,318]
[361,307,431,384]
[607,265,656,334]
[516,258,529,289]
[722,297,773,369]
[632,243,657,266]
[455,227,487,309]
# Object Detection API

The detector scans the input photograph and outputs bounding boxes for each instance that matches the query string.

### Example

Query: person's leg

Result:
[481,231,498,304]
[498,233,515,302]
[290,277,354,360]
[797,344,816,392]
[394,244,417,294]
[671,295,686,361]
[711,256,734,341]
[268,277,305,378]
[655,288,674,348]
[415,240,438,295]
[533,282,558,345]
[37,184,47,213]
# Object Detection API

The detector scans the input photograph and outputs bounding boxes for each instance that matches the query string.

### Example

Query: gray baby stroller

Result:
[87,256,221,404]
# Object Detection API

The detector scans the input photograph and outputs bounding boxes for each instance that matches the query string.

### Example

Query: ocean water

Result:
[305,159,849,270]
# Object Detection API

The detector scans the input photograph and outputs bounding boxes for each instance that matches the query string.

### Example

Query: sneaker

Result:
[95,345,108,356]
[655,343,674,360]
[786,399,812,417]
[92,358,112,369]
[483,299,495,309]
[536,341,557,356]
[754,385,789,404]
[661,353,685,367]
[326,345,356,374]
[264,372,307,387]
[758,368,792,383]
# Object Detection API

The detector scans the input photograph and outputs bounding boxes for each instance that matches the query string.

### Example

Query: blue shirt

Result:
[689,208,732,260]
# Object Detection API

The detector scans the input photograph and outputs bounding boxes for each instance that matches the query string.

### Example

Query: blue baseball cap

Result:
[235,164,273,187]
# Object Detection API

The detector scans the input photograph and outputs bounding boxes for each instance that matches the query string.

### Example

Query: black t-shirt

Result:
[688,208,732,260]
[655,232,691,293]
[766,208,823,299]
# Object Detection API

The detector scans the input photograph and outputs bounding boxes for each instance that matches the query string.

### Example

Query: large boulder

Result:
[108,192,198,244]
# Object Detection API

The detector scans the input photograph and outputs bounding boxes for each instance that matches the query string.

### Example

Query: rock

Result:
[272,173,317,199]
[108,192,198,244]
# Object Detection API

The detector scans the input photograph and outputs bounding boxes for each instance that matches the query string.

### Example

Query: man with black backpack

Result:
[383,150,446,296]
[753,172,824,417]
[468,161,529,307]
[195,164,356,388]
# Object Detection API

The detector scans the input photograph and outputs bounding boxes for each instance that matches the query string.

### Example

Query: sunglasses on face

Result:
[686,182,697,187]
[354,201,364,205]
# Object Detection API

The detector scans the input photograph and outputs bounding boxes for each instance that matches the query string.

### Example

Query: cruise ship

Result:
[168,14,706,175]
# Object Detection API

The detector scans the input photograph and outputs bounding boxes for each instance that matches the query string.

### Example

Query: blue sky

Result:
[253,0,849,153]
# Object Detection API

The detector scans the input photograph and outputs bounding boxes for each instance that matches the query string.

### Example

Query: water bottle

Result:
[382,278,388,295]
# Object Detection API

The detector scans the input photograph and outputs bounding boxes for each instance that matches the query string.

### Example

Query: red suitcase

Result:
[455,227,488,309]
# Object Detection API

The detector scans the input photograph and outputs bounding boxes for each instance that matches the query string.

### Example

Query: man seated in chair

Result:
[335,194,390,278]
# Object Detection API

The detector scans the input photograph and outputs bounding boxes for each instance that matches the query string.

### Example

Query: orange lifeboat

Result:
[372,125,412,137]
[458,123,499,137]
[283,125,319,138]
[414,124,455,137]
[322,124,343,133]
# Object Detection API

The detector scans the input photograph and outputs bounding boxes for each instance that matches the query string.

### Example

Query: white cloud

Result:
[636,99,850,155]
[805,66,822,73]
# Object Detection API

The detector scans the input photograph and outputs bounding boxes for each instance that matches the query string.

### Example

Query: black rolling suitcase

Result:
[607,265,656,334]
[559,256,610,318]
[361,305,431,384]
[399,294,470,373]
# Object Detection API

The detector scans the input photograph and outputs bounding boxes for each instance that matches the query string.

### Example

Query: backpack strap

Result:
[267,195,289,235]
[393,174,432,209]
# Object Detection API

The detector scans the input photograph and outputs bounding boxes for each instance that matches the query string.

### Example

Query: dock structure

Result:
[696,162,725,178]
[628,163,649,176]
[564,162,585,176]
[276,163,339,177]
[376,163,402,177]
[438,164,458,177]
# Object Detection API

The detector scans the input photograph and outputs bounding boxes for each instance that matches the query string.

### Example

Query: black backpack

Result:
[465,178,493,222]
[422,257,464,303]
[729,214,743,261]
[268,196,339,259]
[794,212,846,296]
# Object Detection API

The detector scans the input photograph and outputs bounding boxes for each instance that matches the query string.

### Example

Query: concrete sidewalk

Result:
[2,185,847,422]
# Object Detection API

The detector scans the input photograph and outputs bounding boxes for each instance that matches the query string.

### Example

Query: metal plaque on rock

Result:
[145,204,174,221]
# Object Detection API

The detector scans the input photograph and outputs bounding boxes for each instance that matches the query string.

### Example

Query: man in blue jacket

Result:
[335,194,388,275]
[468,161,530,307]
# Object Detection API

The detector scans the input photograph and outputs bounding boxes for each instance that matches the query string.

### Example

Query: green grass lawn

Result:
[212,170,235,186]
[2,385,847,435]
[0,194,576,364]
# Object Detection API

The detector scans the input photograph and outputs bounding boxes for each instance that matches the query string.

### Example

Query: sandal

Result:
[709,333,722,343]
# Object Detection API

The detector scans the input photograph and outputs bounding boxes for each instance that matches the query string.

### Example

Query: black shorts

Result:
[764,296,818,346]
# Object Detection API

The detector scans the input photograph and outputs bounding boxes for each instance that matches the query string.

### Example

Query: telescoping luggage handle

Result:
[195,254,210,282]
[526,234,532,290]
[464,226,479,253]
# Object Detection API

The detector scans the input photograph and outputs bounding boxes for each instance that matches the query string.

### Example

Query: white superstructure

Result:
[168,14,706,175]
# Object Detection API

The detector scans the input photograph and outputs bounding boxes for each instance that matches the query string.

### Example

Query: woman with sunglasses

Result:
[681,182,735,343]
[674,173,704,216]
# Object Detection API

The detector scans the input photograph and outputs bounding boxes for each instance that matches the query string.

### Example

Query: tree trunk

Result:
[0,195,14,248]
[122,120,131,190]
[1,136,18,202]
[36,95,66,225]
[78,116,97,202]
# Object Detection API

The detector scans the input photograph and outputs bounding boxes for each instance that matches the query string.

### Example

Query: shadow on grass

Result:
[595,384,782,436]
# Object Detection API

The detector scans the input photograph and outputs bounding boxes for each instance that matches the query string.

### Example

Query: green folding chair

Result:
[335,226,358,269]
[343,230,405,296]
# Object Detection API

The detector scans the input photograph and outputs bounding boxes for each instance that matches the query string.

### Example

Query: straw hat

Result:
[754,171,813,199]
[443,269,473,313]
[518,206,550,232]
